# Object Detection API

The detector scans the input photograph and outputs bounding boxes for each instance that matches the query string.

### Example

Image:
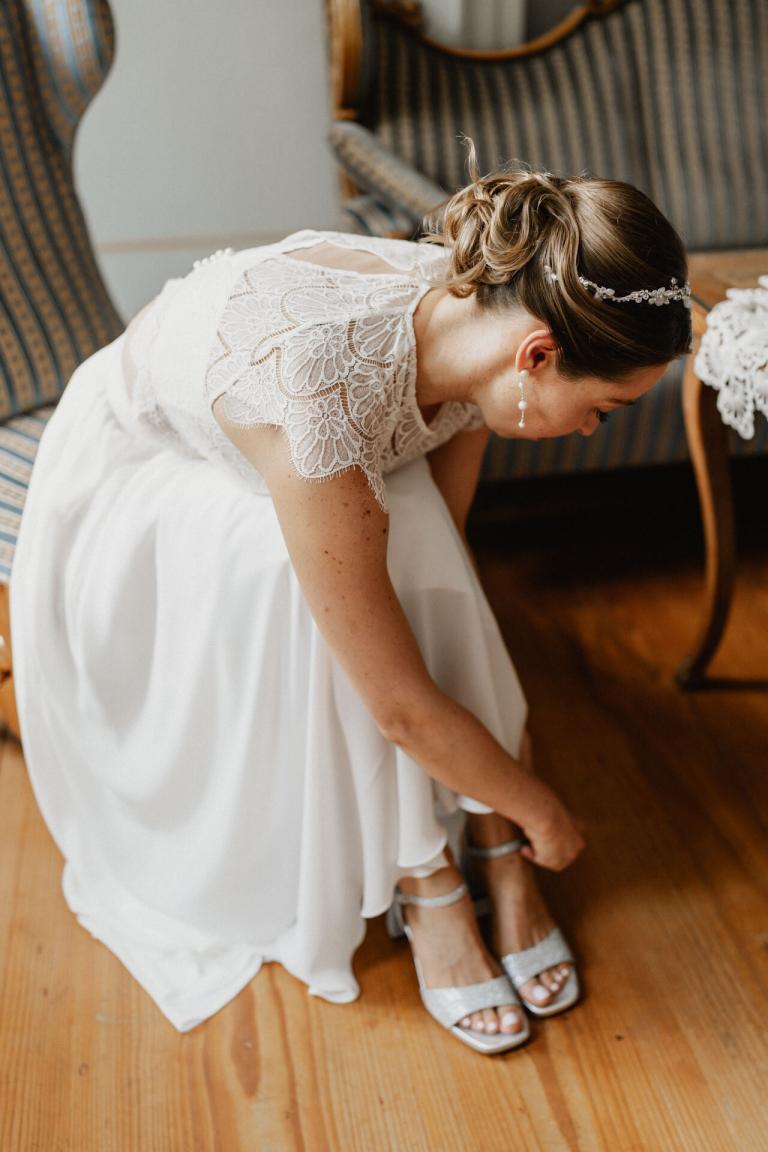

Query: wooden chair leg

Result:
[675,349,736,688]
[0,584,19,740]
[0,672,20,742]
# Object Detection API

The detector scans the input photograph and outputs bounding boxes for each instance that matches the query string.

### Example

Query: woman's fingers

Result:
[519,837,584,871]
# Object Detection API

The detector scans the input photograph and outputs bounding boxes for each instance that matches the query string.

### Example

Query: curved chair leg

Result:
[676,348,736,688]
[0,584,19,740]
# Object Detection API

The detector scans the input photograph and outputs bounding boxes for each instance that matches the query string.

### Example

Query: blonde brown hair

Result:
[418,137,693,382]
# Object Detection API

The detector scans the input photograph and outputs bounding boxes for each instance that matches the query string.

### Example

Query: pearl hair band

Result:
[544,263,692,307]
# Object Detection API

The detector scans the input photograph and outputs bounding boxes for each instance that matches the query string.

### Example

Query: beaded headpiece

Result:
[544,264,692,308]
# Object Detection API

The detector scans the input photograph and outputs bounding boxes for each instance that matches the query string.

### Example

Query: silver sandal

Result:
[461,834,581,1018]
[385,878,531,1054]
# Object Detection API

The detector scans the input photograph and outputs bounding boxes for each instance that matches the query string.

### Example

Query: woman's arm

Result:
[426,424,492,540]
[227,422,581,868]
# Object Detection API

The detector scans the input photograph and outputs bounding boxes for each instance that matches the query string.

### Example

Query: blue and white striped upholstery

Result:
[0,406,55,583]
[0,1,123,421]
[352,0,768,250]
[329,0,768,479]
[0,0,123,605]
[329,121,448,221]
[340,193,420,237]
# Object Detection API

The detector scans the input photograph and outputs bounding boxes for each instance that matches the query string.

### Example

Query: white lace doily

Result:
[693,274,768,439]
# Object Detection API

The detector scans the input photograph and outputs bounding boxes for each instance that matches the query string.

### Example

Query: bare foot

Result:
[397,861,527,1037]
[464,815,575,1010]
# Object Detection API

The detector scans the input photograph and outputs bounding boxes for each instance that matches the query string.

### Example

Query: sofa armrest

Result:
[328,121,450,222]
[339,192,420,238]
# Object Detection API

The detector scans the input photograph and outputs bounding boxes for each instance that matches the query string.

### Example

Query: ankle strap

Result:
[465,836,527,859]
[394,880,468,908]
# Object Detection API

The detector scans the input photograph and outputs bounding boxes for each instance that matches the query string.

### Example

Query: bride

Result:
[9,141,692,1052]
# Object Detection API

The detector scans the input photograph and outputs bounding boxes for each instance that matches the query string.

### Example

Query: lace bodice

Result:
[117,230,486,512]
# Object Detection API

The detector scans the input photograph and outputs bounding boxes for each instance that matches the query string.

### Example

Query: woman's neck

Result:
[412,287,471,409]
[413,286,517,412]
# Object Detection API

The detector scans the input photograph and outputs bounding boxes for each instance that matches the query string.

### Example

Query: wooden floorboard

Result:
[1,459,766,1151]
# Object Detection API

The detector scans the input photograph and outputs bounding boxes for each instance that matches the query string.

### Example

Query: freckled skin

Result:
[209,250,587,1038]
[215,307,583,863]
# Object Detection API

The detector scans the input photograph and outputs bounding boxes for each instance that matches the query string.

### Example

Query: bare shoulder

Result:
[212,399,388,545]
[280,240,404,278]
[210,402,451,737]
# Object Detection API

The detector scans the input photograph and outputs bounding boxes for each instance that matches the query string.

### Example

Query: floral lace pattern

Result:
[694,277,768,439]
[204,236,486,511]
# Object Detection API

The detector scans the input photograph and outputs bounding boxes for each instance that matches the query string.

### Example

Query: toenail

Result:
[501,1012,519,1029]
[486,1020,498,1032]
[530,984,550,1002]
[474,1020,485,1030]
[461,1017,471,1027]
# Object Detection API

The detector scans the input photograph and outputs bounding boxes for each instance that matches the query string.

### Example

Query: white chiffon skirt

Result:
[9,332,528,1032]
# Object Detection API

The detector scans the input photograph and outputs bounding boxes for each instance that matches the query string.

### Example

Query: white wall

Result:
[75,0,582,323]
[75,0,341,322]
[422,0,580,47]
[423,0,526,50]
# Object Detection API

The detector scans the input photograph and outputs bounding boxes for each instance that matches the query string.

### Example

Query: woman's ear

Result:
[516,327,556,373]
[529,329,558,370]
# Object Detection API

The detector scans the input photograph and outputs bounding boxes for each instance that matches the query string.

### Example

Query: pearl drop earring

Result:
[517,369,529,429]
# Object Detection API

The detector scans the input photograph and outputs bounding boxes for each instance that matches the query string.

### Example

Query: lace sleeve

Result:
[205,268,393,512]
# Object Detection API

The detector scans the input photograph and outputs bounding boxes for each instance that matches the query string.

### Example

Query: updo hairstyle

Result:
[418,137,693,382]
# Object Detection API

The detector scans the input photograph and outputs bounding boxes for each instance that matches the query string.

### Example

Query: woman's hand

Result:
[516,785,586,871]
[508,728,586,870]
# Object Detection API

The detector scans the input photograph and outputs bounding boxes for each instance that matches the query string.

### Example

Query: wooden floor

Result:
[1,458,767,1151]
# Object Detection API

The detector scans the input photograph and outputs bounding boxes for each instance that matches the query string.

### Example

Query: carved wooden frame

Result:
[326,0,628,122]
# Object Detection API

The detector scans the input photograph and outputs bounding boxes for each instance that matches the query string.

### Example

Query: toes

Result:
[462,1007,515,1035]
[520,964,573,1006]
[462,1005,526,1035]
[483,1008,499,1033]
[520,978,552,1007]
[540,969,562,995]
[542,963,572,994]
[499,1003,525,1034]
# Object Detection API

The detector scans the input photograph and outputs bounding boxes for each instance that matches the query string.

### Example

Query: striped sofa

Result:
[0,1,124,739]
[326,0,768,482]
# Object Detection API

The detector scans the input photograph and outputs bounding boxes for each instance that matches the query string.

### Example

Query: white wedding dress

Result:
[9,229,528,1032]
